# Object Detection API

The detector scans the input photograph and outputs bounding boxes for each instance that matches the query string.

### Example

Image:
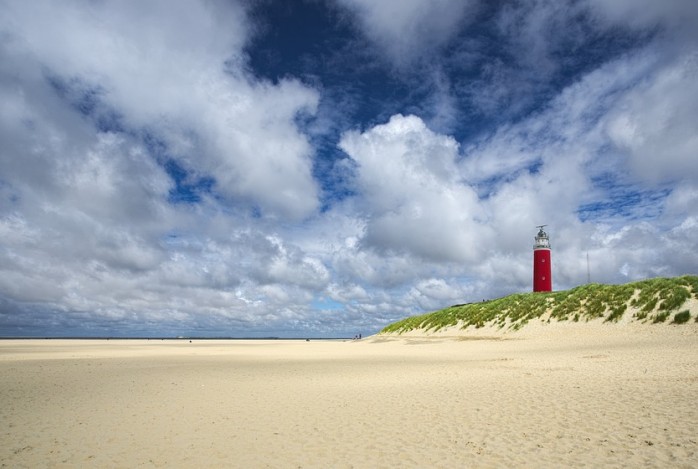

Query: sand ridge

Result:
[1,325,697,468]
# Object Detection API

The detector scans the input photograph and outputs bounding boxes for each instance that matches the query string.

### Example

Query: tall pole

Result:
[586,252,590,284]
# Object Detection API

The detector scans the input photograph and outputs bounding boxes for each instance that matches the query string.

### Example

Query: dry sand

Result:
[1,323,697,468]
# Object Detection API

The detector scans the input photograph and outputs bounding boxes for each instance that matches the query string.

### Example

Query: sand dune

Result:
[1,325,697,468]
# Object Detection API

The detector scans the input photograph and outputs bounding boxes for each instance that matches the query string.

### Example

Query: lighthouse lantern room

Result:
[533,225,552,292]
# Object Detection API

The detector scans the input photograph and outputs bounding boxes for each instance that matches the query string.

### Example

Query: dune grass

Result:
[673,310,691,324]
[380,275,698,334]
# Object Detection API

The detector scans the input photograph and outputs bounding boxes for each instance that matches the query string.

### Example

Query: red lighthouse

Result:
[533,225,552,292]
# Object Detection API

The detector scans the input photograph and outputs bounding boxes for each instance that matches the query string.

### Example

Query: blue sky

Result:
[1,0,697,337]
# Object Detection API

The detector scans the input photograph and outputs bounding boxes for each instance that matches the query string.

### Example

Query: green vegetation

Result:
[673,310,691,324]
[380,275,698,334]
[653,311,670,323]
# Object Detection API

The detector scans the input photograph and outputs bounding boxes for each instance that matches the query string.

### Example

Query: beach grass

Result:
[673,310,691,324]
[381,275,698,334]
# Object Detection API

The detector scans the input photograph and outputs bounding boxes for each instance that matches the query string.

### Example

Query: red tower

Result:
[533,225,552,292]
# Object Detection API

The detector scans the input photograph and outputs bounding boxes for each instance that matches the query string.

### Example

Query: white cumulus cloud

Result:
[340,114,485,262]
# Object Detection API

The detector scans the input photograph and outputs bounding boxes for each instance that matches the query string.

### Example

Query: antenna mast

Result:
[586,252,591,284]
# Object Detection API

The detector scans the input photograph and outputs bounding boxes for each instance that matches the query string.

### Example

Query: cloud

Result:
[336,0,475,68]
[604,53,698,184]
[450,0,698,127]
[339,114,485,262]
[253,235,330,290]
[495,0,588,75]
[1,0,320,221]
[407,278,473,311]
[586,0,698,35]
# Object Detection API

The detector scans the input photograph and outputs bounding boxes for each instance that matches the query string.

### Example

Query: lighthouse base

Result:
[533,248,552,292]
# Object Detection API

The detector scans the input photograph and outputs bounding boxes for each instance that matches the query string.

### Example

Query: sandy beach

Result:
[2,324,697,468]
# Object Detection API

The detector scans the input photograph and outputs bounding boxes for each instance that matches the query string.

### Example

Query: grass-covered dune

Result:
[381,275,698,335]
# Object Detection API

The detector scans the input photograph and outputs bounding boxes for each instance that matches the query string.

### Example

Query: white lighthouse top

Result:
[534,225,550,249]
